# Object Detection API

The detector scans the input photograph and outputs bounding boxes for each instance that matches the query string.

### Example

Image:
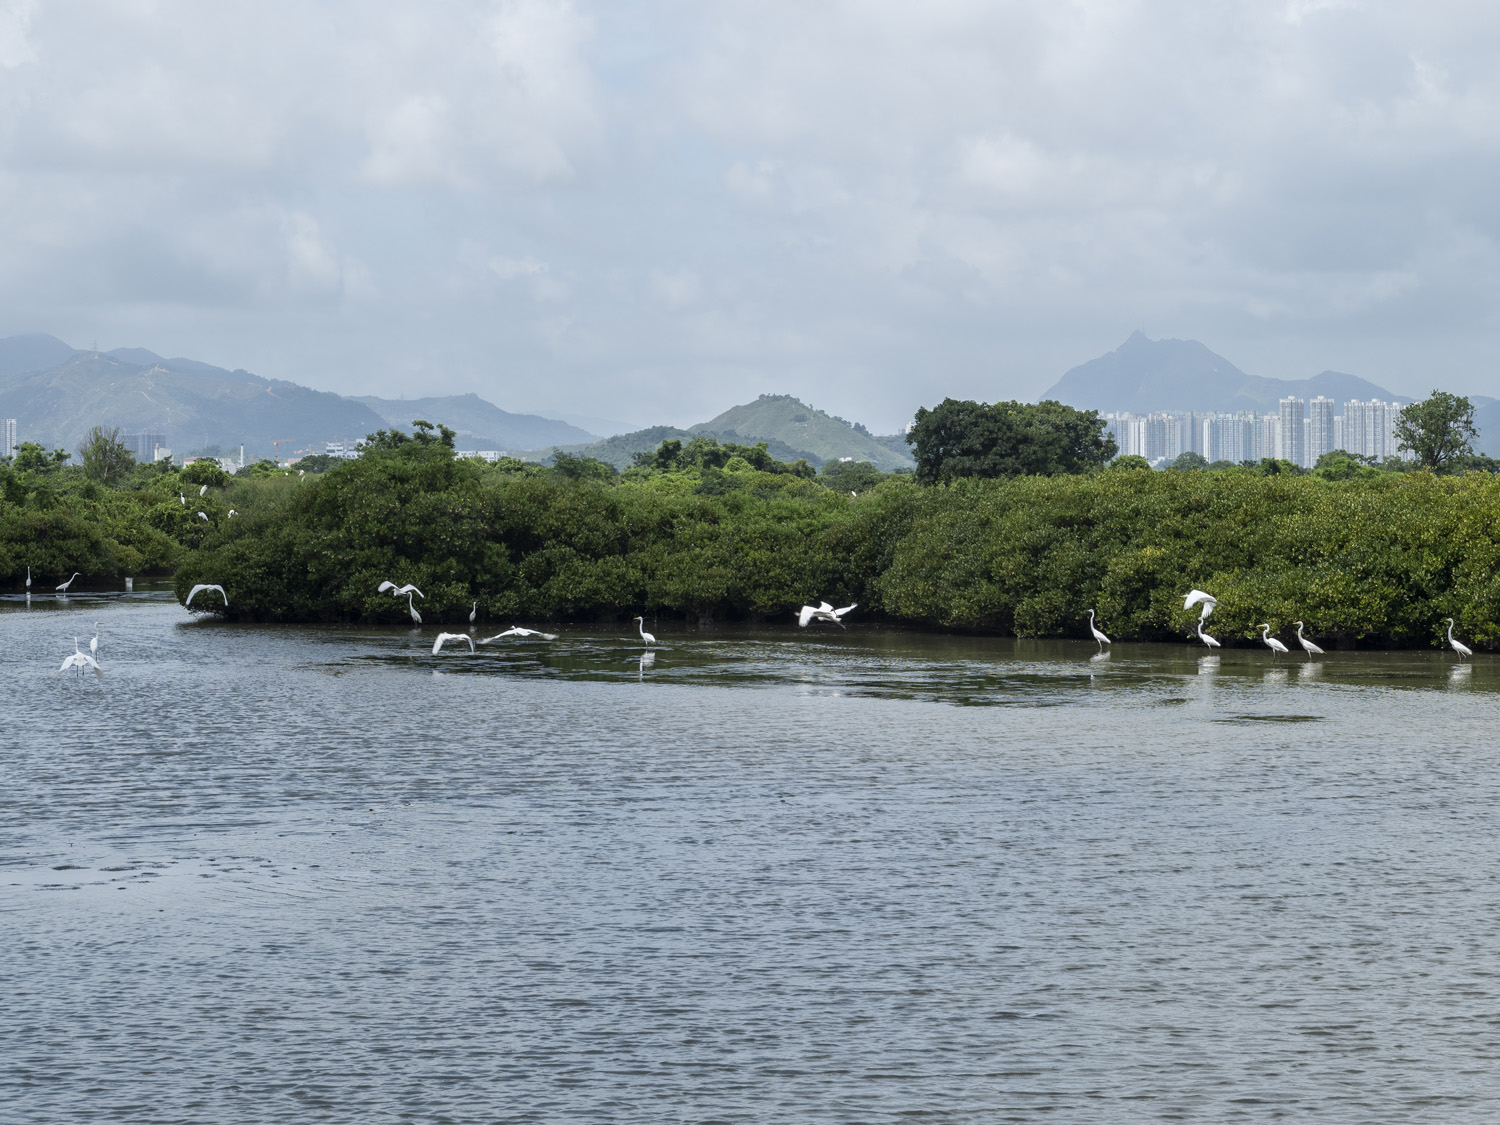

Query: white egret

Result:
[56,572,80,593]
[227,509,238,519]
[59,637,99,673]
[89,622,101,658]
[1184,589,1218,620]
[479,627,558,642]
[469,600,478,627]
[377,580,396,594]
[393,584,424,599]
[432,632,474,655]
[199,484,207,496]
[797,601,858,628]
[299,469,305,478]
[197,511,209,522]
[1195,620,1221,649]
[634,616,656,645]
[1446,618,1473,659]
[406,591,422,626]
[178,493,186,505]
[25,566,30,590]
[1087,609,1111,652]
[185,583,228,607]
[1258,624,1289,657]
[1292,621,1324,657]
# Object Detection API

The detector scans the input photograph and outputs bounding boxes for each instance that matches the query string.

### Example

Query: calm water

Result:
[5,591,1500,1122]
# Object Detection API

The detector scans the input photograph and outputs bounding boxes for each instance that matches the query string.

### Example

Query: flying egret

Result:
[59,637,99,673]
[479,626,558,642]
[634,616,656,645]
[393,584,424,599]
[56,572,80,593]
[1195,620,1221,649]
[185,583,228,608]
[89,622,101,658]
[1258,624,1289,657]
[1293,621,1324,657]
[377,580,396,594]
[197,511,209,522]
[1184,589,1218,620]
[199,484,207,496]
[1087,609,1111,652]
[432,632,474,655]
[469,600,478,627]
[797,601,858,628]
[1446,618,1473,659]
[406,591,422,626]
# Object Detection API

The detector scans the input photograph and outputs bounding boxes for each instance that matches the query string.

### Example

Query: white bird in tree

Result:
[59,637,99,673]
[197,511,209,522]
[178,493,186,505]
[405,591,422,626]
[1195,620,1221,649]
[432,632,474,655]
[634,616,656,645]
[479,626,558,643]
[798,601,858,628]
[1293,621,1324,657]
[1258,624,1289,657]
[199,484,207,496]
[1446,618,1473,659]
[1086,609,1111,652]
[56,572,80,593]
[227,510,238,519]
[185,583,228,608]
[1184,589,1218,620]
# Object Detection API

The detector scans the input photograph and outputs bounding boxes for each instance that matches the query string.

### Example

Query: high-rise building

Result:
[1,418,15,459]
[1308,396,1335,466]
[119,430,166,462]
[1279,397,1306,466]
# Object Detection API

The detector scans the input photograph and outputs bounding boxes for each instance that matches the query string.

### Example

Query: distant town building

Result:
[325,440,362,460]
[1308,396,1336,466]
[119,430,167,462]
[1,418,15,459]
[1278,397,1306,467]
[455,450,506,462]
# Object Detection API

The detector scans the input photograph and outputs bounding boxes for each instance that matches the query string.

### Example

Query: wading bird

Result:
[634,616,656,645]
[480,627,558,643]
[469,601,477,627]
[377,581,425,599]
[432,632,474,655]
[1446,618,1473,659]
[405,591,422,626]
[1293,622,1324,658]
[1087,609,1111,652]
[25,566,30,591]
[89,622,101,658]
[56,572,80,593]
[59,637,99,673]
[1184,589,1218,620]
[1258,624,1289,657]
[185,583,228,608]
[798,601,857,628]
[1195,620,1221,649]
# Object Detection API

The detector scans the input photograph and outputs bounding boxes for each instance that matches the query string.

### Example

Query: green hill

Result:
[526,425,824,471]
[690,394,914,471]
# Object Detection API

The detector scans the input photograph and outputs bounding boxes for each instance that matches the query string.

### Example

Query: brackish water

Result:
[5,591,1500,1122]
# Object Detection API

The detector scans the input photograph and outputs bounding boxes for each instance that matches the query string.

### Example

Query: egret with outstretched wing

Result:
[59,638,99,672]
[1184,589,1218,620]
[480,627,559,642]
[185,583,228,608]
[432,632,474,654]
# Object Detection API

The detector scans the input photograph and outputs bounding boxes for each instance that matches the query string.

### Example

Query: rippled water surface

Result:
[6,591,1500,1122]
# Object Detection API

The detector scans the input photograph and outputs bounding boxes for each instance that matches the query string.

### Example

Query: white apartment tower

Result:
[1,418,15,459]
[1308,396,1336,466]
[1278,397,1306,466]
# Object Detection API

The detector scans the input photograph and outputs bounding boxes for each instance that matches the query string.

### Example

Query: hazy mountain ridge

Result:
[529,425,828,471]
[352,394,597,450]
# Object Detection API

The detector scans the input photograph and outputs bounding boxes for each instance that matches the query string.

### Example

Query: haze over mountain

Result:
[352,395,596,450]
[1043,333,1411,416]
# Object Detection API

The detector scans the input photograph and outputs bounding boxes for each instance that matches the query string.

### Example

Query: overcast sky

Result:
[1,1,1498,433]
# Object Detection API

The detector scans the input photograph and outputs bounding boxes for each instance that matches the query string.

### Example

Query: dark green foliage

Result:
[906,398,1117,484]
[1169,451,1208,471]
[1313,451,1378,481]
[820,460,886,492]
[78,426,135,486]
[1396,390,1478,471]
[293,453,340,474]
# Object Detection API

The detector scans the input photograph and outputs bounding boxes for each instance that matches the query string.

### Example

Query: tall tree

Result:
[77,426,134,485]
[1395,391,1478,471]
[905,399,1117,484]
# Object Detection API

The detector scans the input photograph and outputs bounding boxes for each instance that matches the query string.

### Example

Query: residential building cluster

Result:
[1104,398,1408,468]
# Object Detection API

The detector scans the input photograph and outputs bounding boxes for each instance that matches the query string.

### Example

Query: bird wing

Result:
[378,581,396,593]
[798,606,816,628]
[833,603,858,618]
[432,635,447,654]
[59,653,79,671]
[818,601,835,613]
[185,584,204,606]
[1184,589,1217,610]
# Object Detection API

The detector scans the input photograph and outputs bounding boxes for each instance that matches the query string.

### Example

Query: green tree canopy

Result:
[1169,451,1208,471]
[78,426,135,486]
[1396,390,1478,471]
[905,398,1118,484]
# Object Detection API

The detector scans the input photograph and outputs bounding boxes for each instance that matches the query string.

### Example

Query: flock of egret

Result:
[1086,589,1476,659]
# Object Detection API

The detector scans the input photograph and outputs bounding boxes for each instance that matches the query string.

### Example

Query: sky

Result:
[1,0,1499,434]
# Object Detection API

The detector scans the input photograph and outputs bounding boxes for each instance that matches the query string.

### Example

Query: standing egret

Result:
[199,484,208,496]
[406,591,422,626]
[1195,620,1221,649]
[59,637,99,673]
[1446,618,1473,659]
[56,572,80,593]
[634,616,656,645]
[1258,624,1289,657]
[299,469,305,478]
[197,511,209,522]
[1292,622,1324,658]
[469,601,478,627]
[185,583,228,608]
[25,566,30,591]
[432,632,474,655]
[178,493,186,505]
[1184,589,1218,620]
[227,509,238,519]
[89,622,102,658]
[479,626,558,643]
[797,601,858,628]
[1086,609,1111,652]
